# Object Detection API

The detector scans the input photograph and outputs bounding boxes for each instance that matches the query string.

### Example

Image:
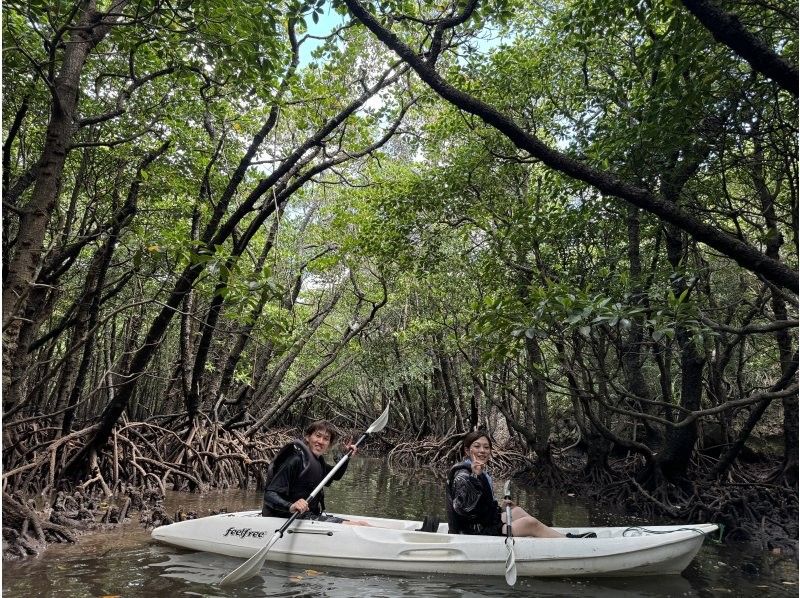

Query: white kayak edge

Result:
[151,510,718,578]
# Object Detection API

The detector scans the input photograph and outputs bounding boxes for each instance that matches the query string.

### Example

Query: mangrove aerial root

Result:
[1,418,295,560]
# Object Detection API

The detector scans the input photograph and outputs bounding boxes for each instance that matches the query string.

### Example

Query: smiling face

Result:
[305,429,332,457]
[466,435,492,465]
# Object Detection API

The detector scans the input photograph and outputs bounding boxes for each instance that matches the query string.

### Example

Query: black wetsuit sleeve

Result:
[322,454,349,485]
[450,469,488,517]
[264,453,302,513]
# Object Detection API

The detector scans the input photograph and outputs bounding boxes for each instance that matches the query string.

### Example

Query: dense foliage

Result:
[2,0,797,554]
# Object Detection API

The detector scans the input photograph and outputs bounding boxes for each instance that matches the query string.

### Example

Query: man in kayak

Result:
[262,420,370,526]
[447,430,595,538]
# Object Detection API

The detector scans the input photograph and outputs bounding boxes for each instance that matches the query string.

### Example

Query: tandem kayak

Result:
[151,511,717,578]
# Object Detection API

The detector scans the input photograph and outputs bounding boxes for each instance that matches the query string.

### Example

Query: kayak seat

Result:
[566,532,598,538]
[416,514,441,533]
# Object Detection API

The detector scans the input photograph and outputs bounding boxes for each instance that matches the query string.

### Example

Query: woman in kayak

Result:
[262,420,370,526]
[446,430,566,538]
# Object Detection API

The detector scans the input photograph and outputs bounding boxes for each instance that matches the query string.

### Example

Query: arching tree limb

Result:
[344,0,798,292]
[679,0,798,96]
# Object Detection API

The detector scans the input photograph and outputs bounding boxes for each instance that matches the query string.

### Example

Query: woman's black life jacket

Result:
[262,439,327,517]
[445,461,500,534]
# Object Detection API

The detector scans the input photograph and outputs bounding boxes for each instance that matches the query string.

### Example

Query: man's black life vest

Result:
[445,461,500,534]
[262,439,327,517]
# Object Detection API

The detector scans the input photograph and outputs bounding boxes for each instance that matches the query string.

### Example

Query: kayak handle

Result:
[287,529,334,536]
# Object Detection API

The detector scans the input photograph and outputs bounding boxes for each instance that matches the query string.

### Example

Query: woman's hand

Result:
[290,498,309,514]
[502,498,516,508]
[471,459,486,476]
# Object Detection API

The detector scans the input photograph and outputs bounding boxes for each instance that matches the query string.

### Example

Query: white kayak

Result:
[151,511,717,578]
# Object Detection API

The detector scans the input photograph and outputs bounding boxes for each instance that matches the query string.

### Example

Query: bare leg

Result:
[343,519,372,527]
[502,511,564,538]
[510,506,532,519]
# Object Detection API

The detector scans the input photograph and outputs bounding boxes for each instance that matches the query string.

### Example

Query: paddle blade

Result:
[219,531,281,586]
[505,540,517,586]
[365,403,391,434]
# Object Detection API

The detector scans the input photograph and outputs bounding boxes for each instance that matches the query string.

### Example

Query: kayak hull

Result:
[151,511,717,577]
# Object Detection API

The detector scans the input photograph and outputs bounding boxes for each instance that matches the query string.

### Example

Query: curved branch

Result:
[679,0,798,96]
[2,97,30,197]
[77,66,177,127]
[428,0,479,65]
[344,0,798,292]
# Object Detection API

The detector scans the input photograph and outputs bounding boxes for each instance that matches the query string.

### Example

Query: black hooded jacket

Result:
[445,461,502,534]
[261,439,348,517]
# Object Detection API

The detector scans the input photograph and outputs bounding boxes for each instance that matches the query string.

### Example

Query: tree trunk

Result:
[622,206,663,449]
[524,335,553,464]
[3,0,130,365]
[645,221,705,484]
[751,136,798,484]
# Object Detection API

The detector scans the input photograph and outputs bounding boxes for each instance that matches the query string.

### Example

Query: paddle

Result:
[219,403,391,586]
[503,480,517,586]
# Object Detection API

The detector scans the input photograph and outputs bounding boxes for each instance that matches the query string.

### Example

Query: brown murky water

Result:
[2,458,797,596]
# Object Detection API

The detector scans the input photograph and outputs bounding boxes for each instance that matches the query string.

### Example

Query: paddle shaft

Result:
[504,491,513,539]
[220,405,390,586]
[220,439,364,584]
[286,431,371,524]
[503,482,517,586]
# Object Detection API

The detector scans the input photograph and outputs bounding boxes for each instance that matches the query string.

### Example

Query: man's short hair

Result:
[304,420,338,443]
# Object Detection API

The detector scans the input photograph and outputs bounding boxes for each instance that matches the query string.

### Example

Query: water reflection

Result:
[2,458,797,597]
[149,549,695,598]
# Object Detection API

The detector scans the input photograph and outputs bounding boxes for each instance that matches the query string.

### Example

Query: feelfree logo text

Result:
[223,527,266,539]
